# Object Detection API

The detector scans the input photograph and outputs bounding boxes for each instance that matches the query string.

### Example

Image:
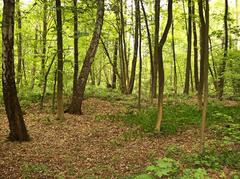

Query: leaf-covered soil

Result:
[0,98,238,178]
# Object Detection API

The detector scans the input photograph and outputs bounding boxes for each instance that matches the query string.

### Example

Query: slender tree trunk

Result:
[40,53,57,109]
[100,37,120,86]
[138,0,142,109]
[52,70,57,112]
[56,0,64,120]
[41,0,48,87]
[153,0,160,99]
[183,0,192,95]
[172,20,177,97]
[112,39,118,89]
[31,26,38,90]
[128,0,140,94]
[218,0,228,100]
[72,0,79,95]
[118,0,127,93]
[209,36,218,91]
[198,0,209,153]
[67,0,105,114]
[155,0,173,132]
[16,0,22,87]
[140,0,154,103]
[193,1,199,92]
[120,0,129,91]
[90,67,96,86]
[2,0,30,141]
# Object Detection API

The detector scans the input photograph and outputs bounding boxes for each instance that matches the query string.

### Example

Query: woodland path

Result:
[0,98,205,178]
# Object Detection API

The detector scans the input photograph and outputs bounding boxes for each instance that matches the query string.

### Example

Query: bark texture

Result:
[67,0,105,114]
[2,0,30,141]
[56,0,64,120]
[155,0,173,132]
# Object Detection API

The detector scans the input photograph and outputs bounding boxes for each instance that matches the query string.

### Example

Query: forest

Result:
[0,0,240,178]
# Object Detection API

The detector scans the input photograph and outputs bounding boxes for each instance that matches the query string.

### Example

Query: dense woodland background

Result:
[0,0,240,178]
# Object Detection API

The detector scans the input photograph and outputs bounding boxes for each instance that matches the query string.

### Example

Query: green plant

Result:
[183,151,221,170]
[220,150,240,170]
[135,157,180,179]
[182,168,209,179]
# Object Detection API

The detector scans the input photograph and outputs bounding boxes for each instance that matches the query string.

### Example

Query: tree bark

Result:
[218,0,228,100]
[140,0,154,103]
[198,0,209,153]
[112,39,118,89]
[155,0,173,132]
[56,0,64,120]
[172,20,177,97]
[67,0,105,114]
[16,0,23,87]
[183,0,192,95]
[31,26,38,90]
[153,0,160,99]
[72,0,79,96]
[40,53,57,109]
[41,0,48,87]
[138,0,142,109]
[193,1,199,92]
[128,0,140,94]
[2,0,30,141]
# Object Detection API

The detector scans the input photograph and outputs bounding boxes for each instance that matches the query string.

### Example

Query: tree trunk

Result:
[112,39,118,89]
[16,0,23,87]
[128,0,140,94]
[52,70,57,113]
[153,0,160,99]
[183,0,192,95]
[31,26,38,90]
[121,0,129,91]
[209,36,218,91]
[56,0,64,120]
[155,0,173,132]
[40,53,57,109]
[67,0,105,114]
[72,0,79,95]
[2,0,30,141]
[193,1,199,92]
[172,20,177,97]
[218,0,228,100]
[41,0,48,88]
[198,0,209,153]
[140,0,154,103]
[138,0,142,109]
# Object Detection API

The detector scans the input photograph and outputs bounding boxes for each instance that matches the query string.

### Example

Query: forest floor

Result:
[0,96,240,178]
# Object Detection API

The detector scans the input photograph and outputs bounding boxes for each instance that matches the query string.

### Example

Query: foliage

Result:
[135,157,209,179]
[104,100,240,135]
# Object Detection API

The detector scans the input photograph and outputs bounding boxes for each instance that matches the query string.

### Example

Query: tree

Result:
[112,39,118,89]
[218,0,229,100]
[152,0,160,99]
[193,1,199,92]
[183,0,193,95]
[172,20,177,96]
[40,0,48,109]
[140,0,154,102]
[72,0,79,96]
[198,0,209,153]
[155,0,173,132]
[16,0,23,86]
[2,0,30,141]
[56,0,64,120]
[67,0,105,114]
[128,0,140,94]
